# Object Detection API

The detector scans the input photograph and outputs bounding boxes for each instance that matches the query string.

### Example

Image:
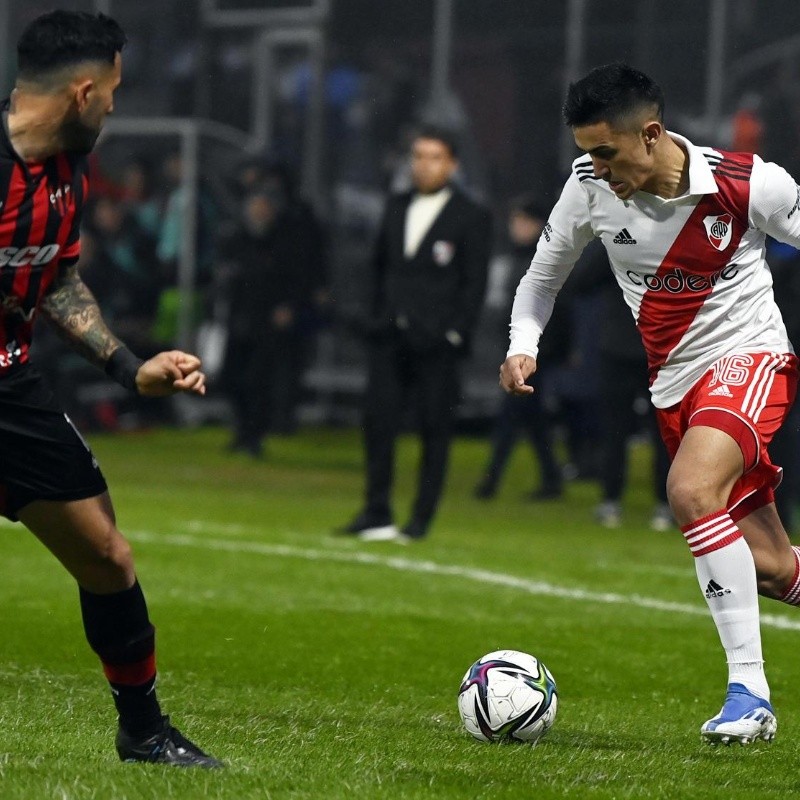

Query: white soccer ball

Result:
[457,649,558,744]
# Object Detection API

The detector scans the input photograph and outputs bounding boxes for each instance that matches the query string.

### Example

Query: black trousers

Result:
[222,329,299,445]
[480,377,562,492]
[362,335,460,527]
[598,355,669,504]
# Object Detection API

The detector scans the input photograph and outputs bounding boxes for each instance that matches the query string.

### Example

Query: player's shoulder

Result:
[571,153,599,185]
[700,146,755,181]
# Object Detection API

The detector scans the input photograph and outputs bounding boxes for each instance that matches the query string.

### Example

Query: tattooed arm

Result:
[39,262,124,368]
[40,263,207,396]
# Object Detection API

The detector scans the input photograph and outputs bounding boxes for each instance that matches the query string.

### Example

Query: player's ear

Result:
[642,121,663,150]
[72,78,94,113]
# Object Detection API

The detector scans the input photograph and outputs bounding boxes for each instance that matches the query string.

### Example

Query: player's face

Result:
[63,53,122,154]
[411,137,457,194]
[573,120,655,201]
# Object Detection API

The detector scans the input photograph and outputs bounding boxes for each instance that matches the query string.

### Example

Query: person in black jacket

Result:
[473,196,570,500]
[341,125,492,542]
[766,239,800,537]
[568,242,672,530]
[218,188,315,457]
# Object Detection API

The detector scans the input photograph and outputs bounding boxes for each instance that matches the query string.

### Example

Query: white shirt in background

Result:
[404,187,452,258]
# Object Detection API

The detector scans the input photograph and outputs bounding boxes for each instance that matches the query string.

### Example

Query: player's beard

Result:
[60,113,102,155]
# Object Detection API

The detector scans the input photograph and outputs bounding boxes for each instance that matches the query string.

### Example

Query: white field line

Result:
[183,519,695,579]
[125,527,800,633]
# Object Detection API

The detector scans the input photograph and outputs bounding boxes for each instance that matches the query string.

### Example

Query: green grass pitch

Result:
[0,425,797,799]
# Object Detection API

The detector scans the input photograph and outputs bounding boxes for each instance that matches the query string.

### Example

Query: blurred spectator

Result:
[156,150,218,284]
[731,92,764,154]
[767,239,800,537]
[545,249,604,483]
[569,244,672,530]
[119,155,162,244]
[339,125,492,542]
[760,61,800,177]
[217,187,321,457]
[228,157,331,430]
[473,195,568,501]
[152,150,218,346]
[81,196,162,353]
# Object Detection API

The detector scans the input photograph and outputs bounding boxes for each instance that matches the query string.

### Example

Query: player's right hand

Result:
[499,354,537,395]
[135,350,207,397]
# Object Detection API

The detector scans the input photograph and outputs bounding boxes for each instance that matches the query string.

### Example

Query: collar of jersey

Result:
[666,130,719,198]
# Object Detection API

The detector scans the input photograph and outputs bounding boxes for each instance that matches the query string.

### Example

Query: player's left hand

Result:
[135,351,207,397]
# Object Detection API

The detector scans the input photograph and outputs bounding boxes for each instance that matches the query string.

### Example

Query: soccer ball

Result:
[457,649,558,744]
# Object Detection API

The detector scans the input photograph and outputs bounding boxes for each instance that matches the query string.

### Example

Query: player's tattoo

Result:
[39,264,124,368]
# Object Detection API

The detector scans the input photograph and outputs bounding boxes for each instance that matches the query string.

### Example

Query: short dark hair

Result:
[414,124,460,158]
[562,63,664,129]
[17,10,127,83]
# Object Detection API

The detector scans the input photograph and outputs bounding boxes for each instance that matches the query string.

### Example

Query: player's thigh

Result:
[667,425,744,520]
[17,493,135,590]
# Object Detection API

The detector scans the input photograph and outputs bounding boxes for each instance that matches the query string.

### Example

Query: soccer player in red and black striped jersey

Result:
[2,10,221,766]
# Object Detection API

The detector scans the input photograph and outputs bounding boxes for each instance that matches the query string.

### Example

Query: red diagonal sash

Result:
[637,156,752,385]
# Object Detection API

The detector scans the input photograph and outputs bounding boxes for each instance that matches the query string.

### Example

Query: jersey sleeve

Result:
[749,155,800,246]
[507,172,595,359]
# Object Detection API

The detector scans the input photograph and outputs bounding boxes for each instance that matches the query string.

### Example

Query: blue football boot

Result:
[700,683,777,745]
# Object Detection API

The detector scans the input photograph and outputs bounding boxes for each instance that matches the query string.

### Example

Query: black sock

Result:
[80,580,163,737]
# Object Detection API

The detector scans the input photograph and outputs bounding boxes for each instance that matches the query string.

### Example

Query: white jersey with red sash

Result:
[508,132,800,408]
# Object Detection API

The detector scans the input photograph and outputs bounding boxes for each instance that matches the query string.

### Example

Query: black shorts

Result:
[0,365,107,520]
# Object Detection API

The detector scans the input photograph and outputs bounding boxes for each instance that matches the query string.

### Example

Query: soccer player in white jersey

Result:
[500,62,800,745]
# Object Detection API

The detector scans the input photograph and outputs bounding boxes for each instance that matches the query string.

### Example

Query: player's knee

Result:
[91,524,134,578]
[665,472,727,525]
[109,532,134,573]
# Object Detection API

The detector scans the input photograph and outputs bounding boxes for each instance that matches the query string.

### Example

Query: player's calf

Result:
[776,545,800,605]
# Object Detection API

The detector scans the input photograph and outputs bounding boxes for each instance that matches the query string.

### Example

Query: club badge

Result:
[432,240,455,266]
[703,213,733,251]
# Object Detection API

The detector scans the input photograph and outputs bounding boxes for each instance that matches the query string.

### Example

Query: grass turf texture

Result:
[0,425,797,799]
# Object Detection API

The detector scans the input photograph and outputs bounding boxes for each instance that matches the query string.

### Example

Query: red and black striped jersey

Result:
[0,100,87,375]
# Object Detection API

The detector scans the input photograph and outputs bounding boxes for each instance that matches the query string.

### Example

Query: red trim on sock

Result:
[779,546,800,605]
[102,653,156,686]
[680,509,742,557]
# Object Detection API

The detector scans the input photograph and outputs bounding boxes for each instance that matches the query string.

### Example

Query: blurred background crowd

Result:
[5,0,800,532]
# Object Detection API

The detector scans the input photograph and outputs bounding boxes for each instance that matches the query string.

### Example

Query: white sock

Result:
[682,510,768,701]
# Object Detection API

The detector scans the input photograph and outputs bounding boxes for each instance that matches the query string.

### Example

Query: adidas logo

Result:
[705,579,731,599]
[613,228,636,244]
[709,384,734,398]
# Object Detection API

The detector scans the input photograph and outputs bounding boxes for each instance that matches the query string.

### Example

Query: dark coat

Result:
[568,240,646,364]
[368,186,492,351]
[220,215,315,339]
